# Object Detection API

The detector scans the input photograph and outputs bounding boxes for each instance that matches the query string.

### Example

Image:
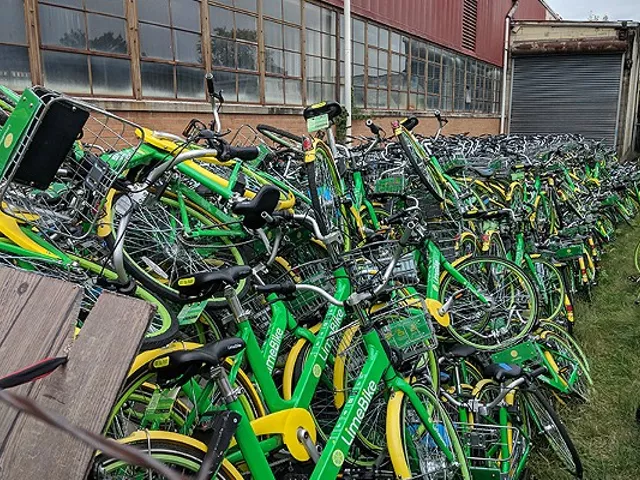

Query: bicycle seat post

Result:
[224,284,248,325]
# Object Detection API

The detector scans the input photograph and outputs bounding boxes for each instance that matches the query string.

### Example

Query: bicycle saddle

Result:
[303,101,343,121]
[445,344,478,359]
[232,184,281,229]
[468,166,498,178]
[153,338,246,384]
[462,209,512,221]
[400,116,419,131]
[173,265,252,300]
[484,362,523,382]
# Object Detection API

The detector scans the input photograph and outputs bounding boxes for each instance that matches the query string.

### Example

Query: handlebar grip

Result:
[255,281,296,296]
[434,110,442,120]
[227,146,260,161]
[205,73,215,98]
[400,116,419,131]
[365,119,381,136]
[528,366,547,379]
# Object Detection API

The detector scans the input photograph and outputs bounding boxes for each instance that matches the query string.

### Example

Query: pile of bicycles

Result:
[1,76,637,480]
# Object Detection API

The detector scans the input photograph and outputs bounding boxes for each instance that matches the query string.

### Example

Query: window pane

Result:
[141,61,174,97]
[322,82,334,101]
[352,19,364,43]
[175,30,202,63]
[284,51,300,76]
[306,56,321,81]
[210,7,233,38]
[0,45,31,90]
[86,0,124,16]
[263,0,282,19]
[321,33,335,59]
[283,0,300,24]
[306,30,320,56]
[285,79,302,104]
[235,0,257,11]
[353,42,364,64]
[322,58,335,81]
[213,70,236,100]
[367,24,378,47]
[284,25,299,51]
[379,28,388,49]
[305,3,320,30]
[237,43,257,70]
[139,23,173,60]
[88,14,127,53]
[0,0,26,45]
[237,73,259,102]
[212,37,235,67]
[368,48,377,69]
[354,85,364,107]
[171,0,201,31]
[235,13,257,41]
[51,0,82,7]
[379,50,388,69]
[177,65,206,99]
[265,47,284,74]
[390,89,406,109]
[137,0,170,25]
[39,5,86,49]
[321,9,335,34]
[307,81,321,104]
[42,50,90,94]
[91,56,131,95]
[264,21,283,48]
[265,77,284,103]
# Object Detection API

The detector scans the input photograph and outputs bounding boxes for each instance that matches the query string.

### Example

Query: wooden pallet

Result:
[0,267,154,479]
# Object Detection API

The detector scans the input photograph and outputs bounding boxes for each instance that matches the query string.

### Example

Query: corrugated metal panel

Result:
[321,0,548,66]
[510,54,623,145]
[462,0,478,51]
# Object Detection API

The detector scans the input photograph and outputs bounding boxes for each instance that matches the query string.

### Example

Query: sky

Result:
[545,0,639,20]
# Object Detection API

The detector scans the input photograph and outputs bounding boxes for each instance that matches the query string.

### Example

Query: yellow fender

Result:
[386,390,411,479]
[229,408,317,462]
[282,324,322,400]
[471,378,498,397]
[0,210,57,257]
[332,323,362,409]
[115,430,243,480]
[480,229,500,253]
[505,182,521,202]
[97,189,115,238]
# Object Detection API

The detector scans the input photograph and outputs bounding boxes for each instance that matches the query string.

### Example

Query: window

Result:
[427,47,442,109]
[409,39,426,110]
[365,23,389,109]
[263,0,302,105]
[389,32,408,110]
[305,2,336,105]
[0,0,31,90]
[138,0,204,99]
[339,16,365,108]
[441,51,454,111]
[38,0,131,95]
[210,2,259,103]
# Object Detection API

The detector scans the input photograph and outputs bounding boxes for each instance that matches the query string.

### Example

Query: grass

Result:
[529,222,640,480]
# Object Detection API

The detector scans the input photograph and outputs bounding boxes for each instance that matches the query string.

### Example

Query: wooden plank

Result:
[1,291,154,480]
[0,268,81,454]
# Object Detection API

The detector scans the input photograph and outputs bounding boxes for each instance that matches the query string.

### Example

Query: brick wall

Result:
[112,110,500,140]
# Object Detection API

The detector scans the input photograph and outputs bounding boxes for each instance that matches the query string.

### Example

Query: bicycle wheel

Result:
[306,142,350,249]
[634,239,640,273]
[397,131,445,201]
[107,193,250,305]
[539,331,592,402]
[524,389,583,478]
[91,433,242,479]
[439,256,538,351]
[387,382,471,479]
[525,256,566,323]
[106,345,264,439]
[256,124,303,151]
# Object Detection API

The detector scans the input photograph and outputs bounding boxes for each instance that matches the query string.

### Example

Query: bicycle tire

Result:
[106,192,250,306]
[91,434,243,479]
[256,124,303,151]
[397,130,445,202]
[439,256,539,351]
[387,382,471,480]
[526,256,566,323]
[524,388,583,478]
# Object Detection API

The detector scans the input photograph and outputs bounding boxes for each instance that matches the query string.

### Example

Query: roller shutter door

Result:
[510,54,623,146]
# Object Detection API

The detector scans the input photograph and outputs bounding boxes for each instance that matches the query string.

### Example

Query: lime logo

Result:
[332,450,344,467]
[3,133,13,149]
[510,350,518,358]
[313,364,322,378]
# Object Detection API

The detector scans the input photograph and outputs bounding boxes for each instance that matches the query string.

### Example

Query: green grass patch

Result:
[530,223,640,479]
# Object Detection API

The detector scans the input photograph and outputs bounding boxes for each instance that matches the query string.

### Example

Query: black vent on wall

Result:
[462,0,478,51]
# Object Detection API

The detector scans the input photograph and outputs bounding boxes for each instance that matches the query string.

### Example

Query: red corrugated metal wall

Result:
[322,0,548,66]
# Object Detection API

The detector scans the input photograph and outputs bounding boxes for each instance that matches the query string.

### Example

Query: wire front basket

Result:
[454,422,529,476]
[0,88,142,243]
